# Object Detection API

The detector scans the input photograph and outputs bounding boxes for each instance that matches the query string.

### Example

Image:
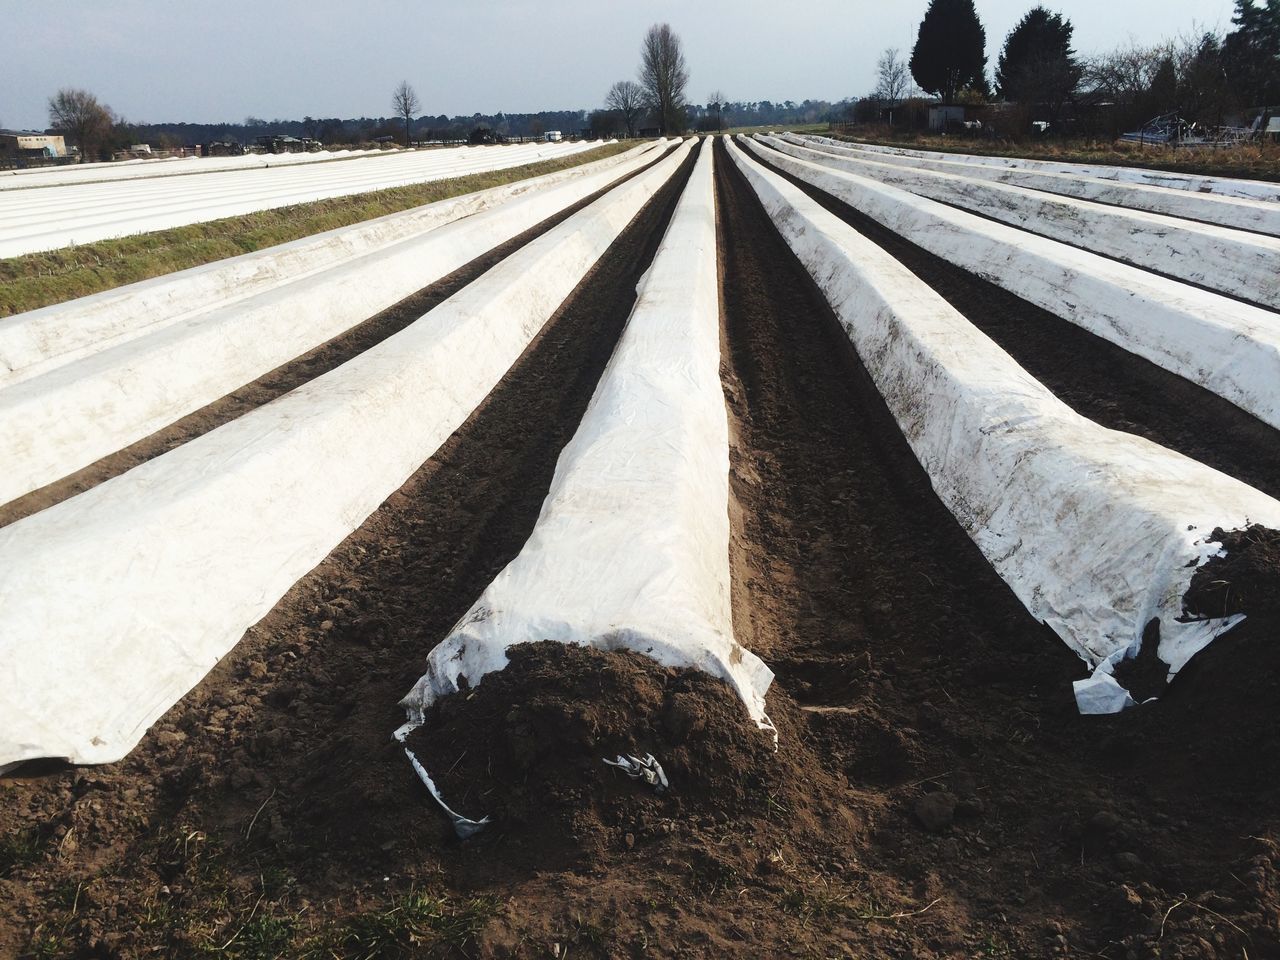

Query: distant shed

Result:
[0,131,68,165]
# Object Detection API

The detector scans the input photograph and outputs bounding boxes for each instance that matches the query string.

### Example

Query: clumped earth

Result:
[1185,525,1280,621]
[2,137,1280,959]
[404,642,794,868]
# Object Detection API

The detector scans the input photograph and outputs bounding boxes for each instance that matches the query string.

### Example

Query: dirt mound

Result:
[404,642,787,866]
[1185,524,1280,621]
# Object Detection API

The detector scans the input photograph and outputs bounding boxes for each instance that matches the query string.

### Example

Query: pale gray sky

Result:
[2,0,1237,129]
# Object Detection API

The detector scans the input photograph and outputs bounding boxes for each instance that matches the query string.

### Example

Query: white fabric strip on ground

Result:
[0,141,604,258]
[0,142,656,389]
[0,142,670,508]
[0,138,695,770]
[727,136,1280,714]
[398,140,775,743]
[763,136,1280,308]
[740,137,1280,436]
[817,136,1280,204]
[790,134,1280,239]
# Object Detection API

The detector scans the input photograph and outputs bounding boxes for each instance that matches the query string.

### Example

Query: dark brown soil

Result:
[0,142,699,958]
[1186,525,1280,621]
[748,137,1280,504]
[404,642,797,871]
[0,143,674,529]
[2,136,1280,960]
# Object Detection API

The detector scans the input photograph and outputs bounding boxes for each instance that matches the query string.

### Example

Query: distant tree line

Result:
[62,109,599,152]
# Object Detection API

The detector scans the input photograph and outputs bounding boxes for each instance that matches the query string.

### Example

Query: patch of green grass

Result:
[333,891,499,959]
[782,885,853,924]
[564,911,615,948]
[26,931,71,960]
[220,910,298,960]
[686,850,740,895]
[0,826,45,878]
[0,142,633,318]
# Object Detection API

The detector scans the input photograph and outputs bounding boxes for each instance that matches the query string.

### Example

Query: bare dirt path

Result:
[0,144,674,529]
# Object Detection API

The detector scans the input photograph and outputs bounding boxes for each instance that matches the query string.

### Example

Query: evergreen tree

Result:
[995,6,1081,120]
[909,0,988,103]
[1148,56,1179,114]
[1222,0,1280,106]
[1179,33,1232,125]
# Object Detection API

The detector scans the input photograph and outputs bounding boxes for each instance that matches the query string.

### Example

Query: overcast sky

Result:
[3,0,1238,130]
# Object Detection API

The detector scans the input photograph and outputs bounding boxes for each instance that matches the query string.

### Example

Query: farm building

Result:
[0,131,67,165]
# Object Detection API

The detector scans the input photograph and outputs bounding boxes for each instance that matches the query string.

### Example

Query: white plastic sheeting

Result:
[0,141,659,389]
[740,137,1280,435]
[398,142,776,744]
[727,138,1280,713]
[790,134,1280,238]
[762,136,1280,308]
[823,136,1280,204]
[0,140,604,258]
[1,148,386,189]
[0,142,668,508]
[0,138,694,770]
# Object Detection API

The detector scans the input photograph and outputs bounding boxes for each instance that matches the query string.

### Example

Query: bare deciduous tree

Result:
[638,23,689,135]
[47,87,115,163]
[392,80,420,146]
[605,80,645,138]
[875,48,910,103]
[708,89,727,131]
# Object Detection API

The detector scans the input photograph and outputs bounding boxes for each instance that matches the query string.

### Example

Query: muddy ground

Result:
[2,136,1280,959]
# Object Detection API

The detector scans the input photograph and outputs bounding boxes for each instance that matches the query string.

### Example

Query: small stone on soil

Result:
[1089,810,1122,834]
[914,792,956,832]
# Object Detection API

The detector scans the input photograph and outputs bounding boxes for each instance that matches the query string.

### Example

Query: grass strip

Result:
[0,141,634,318]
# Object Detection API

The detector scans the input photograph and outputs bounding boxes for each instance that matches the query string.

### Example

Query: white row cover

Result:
[0,140,603,258]
[727,137,1280,713]
[742,137,1280,435]
[1,147,394,189]
[764,136,1280,309]
[0,141,658,389]
[791,134,1280,238]
[825,136,1280,204]
[0,138,695,770]
[398,142,776,745]
[0,142,668,508]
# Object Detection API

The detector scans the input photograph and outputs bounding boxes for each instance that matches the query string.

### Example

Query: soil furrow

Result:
[0,144,699,957]
[0,144,675,529]
[747,138,1280,503]
[712,135,1280,958]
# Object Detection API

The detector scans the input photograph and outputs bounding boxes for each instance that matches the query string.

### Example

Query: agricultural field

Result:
[830,127,1280,184]
[1,131,1279,960]
[0,141,602,260]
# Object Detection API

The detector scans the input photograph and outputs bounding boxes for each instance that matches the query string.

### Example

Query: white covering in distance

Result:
[0,138,695,771]
[0,142,667,509]
[0,141,659,389]
[765,136,1280,309]
[726,137,1280,714]
[1,147,386,189]
[792,134,1280,238]
[743,137,1280,435]
[398,140,776,744]
[831,137,1280,204]
[0,140,604,258]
